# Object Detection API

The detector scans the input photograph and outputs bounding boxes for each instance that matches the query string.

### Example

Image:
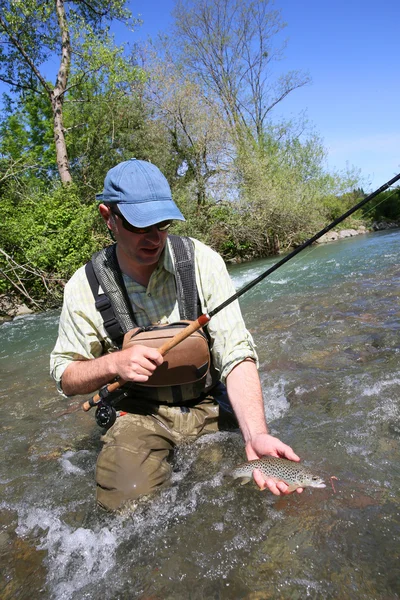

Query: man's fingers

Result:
[253,469,284,495]
[284,449,301,462]
[133,373,152,383]
[277,443,301,462]
[129,345,164,366]
[253,469,303,496]
[143,347,164,366]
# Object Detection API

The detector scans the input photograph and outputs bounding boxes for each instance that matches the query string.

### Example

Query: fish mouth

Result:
[311,482,326,488]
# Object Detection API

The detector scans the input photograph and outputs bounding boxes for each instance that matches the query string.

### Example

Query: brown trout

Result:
[226,456,326,492]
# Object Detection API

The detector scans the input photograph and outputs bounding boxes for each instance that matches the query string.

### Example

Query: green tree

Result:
[143,39,231,207]
[0,0,138,183]
[0,181,104,304]
[0,88,55,185]
[363,188,400,223]
[64,71,176,194]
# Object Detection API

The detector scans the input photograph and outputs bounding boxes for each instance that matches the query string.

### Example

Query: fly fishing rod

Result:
[83,171,400,414]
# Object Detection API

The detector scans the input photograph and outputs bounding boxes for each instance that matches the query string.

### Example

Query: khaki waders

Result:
[95,394,237,511]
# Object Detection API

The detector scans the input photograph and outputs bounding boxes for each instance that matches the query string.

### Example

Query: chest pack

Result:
[85,235,217,403]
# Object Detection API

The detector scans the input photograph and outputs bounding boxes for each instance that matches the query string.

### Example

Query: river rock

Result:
[338,228,359,238]
[315,231,339,243]
[13,303,34,317]
[0,294,33,319]
[372,221,399,230]
[316,227,368,244]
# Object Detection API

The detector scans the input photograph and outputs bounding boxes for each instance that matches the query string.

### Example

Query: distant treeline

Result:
[0,0,398,309]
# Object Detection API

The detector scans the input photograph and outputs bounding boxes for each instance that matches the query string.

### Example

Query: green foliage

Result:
[0,0,135,93]
[65,84,176,194]
[0,0,140,181]
[1,181,105,304]
[363,189,400,223]
[321,187,365,221]
[0,0,380,308]
[0,89,56,182]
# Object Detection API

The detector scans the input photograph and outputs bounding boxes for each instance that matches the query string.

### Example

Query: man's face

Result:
[100,204,170,268]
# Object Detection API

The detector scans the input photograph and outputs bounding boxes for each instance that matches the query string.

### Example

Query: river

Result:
[0,229,399,600]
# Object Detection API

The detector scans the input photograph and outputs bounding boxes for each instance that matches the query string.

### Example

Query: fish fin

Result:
[223,472,251,485]
[238,477,252,486]
[286,483,299,493]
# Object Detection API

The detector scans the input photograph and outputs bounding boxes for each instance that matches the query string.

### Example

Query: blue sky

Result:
[116,0,400,192]
[1,1,398,192]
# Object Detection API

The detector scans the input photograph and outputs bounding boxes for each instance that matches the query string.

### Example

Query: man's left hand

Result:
[245,433,304,496]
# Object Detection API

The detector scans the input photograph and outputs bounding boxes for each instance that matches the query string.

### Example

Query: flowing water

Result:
[0,230,399,600]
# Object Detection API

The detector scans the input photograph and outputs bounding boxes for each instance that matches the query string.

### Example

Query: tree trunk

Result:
[53,0,72,184]
[51,91,72,183]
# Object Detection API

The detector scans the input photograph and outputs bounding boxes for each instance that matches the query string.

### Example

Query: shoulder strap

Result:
[86,237,200,347]
[168,235,200,321]
[85,244,136,348]
[85,260,125,345]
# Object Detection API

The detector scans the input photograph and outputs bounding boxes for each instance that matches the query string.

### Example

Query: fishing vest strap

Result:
[85,260,125,346]
[168,234,199,321]
[85,244,135,348]
[86,236,200,347]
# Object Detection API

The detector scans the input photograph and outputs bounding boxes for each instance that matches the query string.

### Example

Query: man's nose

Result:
[146,226,163,242]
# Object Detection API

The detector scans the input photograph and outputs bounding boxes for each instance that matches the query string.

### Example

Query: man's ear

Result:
[99,204,117,241]
[99,204,113,227]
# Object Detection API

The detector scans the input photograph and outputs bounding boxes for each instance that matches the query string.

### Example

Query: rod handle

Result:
[158,314,210,355]
[82,380,127,412]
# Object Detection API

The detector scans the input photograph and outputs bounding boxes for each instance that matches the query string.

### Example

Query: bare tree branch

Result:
[0,248,65,308]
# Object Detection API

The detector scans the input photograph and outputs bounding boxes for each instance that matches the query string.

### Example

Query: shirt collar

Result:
[161,237,176,275]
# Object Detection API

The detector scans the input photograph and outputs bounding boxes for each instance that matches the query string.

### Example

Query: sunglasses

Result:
[111,210,171,234]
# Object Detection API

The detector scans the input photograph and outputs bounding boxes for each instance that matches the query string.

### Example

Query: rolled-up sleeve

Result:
[193,239,258,383]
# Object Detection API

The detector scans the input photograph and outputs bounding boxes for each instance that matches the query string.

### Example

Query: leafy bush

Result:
[363,189,400,223]
[1,182,106,306]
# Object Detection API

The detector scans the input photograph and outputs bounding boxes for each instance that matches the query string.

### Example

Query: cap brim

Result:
[118,200,185,227]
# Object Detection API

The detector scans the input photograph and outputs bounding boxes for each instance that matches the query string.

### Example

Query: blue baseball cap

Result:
[96,159,185,227]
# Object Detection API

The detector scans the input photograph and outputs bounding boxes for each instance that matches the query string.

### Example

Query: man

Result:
[51,158,302,511]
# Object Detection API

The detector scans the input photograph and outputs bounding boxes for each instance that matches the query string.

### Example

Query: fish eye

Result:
[312,476,319,480]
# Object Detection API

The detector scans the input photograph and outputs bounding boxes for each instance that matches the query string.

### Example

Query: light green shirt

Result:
[50,237,258,391]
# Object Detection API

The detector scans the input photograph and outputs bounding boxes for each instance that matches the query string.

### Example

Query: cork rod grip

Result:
[158,314,210,355]
[82,380,127,412]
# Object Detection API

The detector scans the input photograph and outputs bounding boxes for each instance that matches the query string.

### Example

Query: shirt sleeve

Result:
[192,239,258,383]
[49,266,115,391]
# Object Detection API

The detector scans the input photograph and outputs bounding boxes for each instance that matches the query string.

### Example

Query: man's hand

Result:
[61,344,164,396]
[111,344,163,383]
[245,433,303,496]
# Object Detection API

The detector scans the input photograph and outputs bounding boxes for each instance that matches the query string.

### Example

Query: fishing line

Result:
[251,184,400,282]
[208,172,400,317]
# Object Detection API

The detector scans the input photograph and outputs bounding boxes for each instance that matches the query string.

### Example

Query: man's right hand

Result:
[61,345,164,396]
[111,344,164,383]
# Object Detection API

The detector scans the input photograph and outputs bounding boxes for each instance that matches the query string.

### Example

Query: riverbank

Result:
[1,221,398,322]
[316,220,399,244]
[0,294,34,323]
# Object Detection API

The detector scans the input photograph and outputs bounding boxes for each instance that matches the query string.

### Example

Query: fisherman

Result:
[50,158,302,511]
